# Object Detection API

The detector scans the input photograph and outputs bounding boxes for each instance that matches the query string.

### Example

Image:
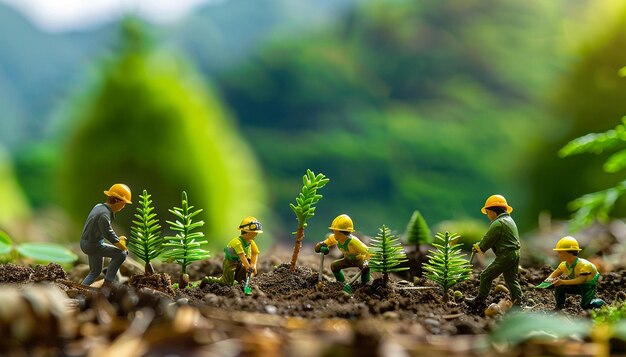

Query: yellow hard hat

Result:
[329,214,354,232]
[104,183,132,204]
[481,194,513,214]
[553,236,581,252]
[238,216,263,233]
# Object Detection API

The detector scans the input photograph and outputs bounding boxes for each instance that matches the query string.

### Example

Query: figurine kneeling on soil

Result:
[80,183,131,287]
[203,217,262,286]
[315,214,371,284]
[543,236,604,310]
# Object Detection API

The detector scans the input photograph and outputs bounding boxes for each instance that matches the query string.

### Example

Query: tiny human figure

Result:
[315,214,371,284]
[466,194,523,308]
[80,183,132,287]
[203,216,262,286]
[543,236,605,310]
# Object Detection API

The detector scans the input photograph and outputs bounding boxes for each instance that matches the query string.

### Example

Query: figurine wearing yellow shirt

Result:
[203,217,262,286]
[315,214,371,284]
[543,236,604,310]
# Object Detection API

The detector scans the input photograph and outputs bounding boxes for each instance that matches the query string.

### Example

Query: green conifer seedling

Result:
[405,210,432,246]
[370,225,409,285]
[289,169,329,272]
[129,189,163,275]
[422,231,471,302]
[162,191,210,288]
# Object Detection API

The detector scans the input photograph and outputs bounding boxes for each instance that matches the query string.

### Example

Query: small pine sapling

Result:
[422,231,472,302]
[162,191,210,288]
[405,210,432,247]
[129,189,163,275]
[289,169,329,272]
[404,210,432,277]
[370,225,409,286]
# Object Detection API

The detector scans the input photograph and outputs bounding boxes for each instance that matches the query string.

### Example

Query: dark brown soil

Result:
[0,252,623,356]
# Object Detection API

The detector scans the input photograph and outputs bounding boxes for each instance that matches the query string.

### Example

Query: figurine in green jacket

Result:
[466,194,523,308]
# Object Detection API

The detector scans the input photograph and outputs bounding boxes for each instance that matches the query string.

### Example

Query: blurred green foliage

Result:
[0,229,77,264]
[527,7,626,222]
[559,117,626,230]
[434,219,488,251]
[2,0,626,247]
[57,20,267,249]
[216,0,566,238]
[0,146,31,229]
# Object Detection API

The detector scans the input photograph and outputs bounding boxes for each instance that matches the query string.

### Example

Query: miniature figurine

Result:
[80,183,132,287]
[542,236,604,310]
[203,216,262,286]
[466,194,523,308]
[315,214,371,284]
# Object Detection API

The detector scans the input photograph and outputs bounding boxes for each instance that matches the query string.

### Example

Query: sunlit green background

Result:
[1,0,626,252]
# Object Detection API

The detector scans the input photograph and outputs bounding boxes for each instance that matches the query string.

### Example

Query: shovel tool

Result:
[243,273,253,295]
[343,268,364,294]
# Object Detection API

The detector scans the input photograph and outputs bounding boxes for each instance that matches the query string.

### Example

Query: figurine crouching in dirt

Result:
[315,214,371,284]
[466,195,523,309]
[202,217,262,286]
[80,183,131,287]
[542,236,604,310]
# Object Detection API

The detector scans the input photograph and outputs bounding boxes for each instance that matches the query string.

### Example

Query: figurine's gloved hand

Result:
[362,260,369,269]
[247,267,255,276]
[315,242,329,255]
[251,265,257,275]
[115,236,128,252]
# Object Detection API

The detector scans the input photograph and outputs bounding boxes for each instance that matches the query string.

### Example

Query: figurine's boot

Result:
[361,269,371,284]
[587,298,605,309]
[333,271,345,282]
[465,295,487,309]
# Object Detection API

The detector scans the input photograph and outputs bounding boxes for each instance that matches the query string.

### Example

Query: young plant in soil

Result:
[289,169,329,272]
[162,191,210,288]
[129,189,163,275]
[370,224,409,286]
[404,210,432,277]
[422,231,471,302]
[0,230,77,265]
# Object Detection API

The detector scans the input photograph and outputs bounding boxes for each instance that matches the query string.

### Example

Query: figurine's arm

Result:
[97,215,120,244]
[238,253,252,272]
[476,221,502,253]
[250,247,259,275]
[554,275,587,286]
[546,267,563,281]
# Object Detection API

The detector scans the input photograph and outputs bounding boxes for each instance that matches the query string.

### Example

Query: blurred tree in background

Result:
[216,0,566,238]
[57,20,267,249]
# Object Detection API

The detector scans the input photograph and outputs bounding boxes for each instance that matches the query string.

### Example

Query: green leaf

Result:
[16,243,78,264]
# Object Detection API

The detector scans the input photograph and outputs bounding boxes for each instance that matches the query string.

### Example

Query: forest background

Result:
[1,0,626,253]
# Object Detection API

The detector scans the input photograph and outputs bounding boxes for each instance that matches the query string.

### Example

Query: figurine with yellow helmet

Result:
[543,236,604,310]
[466,194,523,308]
[203,216,263,286]
[315,214,371,284]
[80,183,132,287]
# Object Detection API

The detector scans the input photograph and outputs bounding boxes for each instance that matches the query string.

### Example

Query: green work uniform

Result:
[554,258,604,309]
[206,236,259,286]
[323,233,371,283]
[476,213,523,304]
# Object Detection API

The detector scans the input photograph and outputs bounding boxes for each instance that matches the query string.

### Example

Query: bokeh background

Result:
[1,0,626,254]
